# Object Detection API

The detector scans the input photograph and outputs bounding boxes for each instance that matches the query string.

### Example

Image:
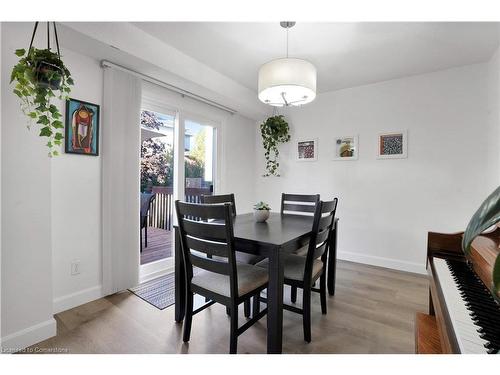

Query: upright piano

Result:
[417,225,500,354]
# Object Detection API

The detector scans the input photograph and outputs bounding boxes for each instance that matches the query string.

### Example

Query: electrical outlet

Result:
[71,261,81,275]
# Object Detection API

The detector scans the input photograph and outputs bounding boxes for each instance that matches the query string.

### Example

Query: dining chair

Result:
[140,192,156,252]
[280,193,320,216]
[175,201,269,354]
[201,193,237,216]
[255,198,338,343]
[280,193,320,302]
[201,193,266,317]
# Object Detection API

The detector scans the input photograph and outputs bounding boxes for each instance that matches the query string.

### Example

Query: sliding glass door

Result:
[138,99,219,282]
[184,119,216,202]
[139,106,177,271]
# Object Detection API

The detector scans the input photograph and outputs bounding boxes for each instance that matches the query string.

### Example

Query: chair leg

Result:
[291,286,297,303]
[302,287,312,343]
[229,304,238,354]
[145,225,148,248]
[206,255,213,303]
[244,299,251,318]
[252,294,260,318]
[320,274,327,315]
[183,292,194,342]
[140,228,143,253]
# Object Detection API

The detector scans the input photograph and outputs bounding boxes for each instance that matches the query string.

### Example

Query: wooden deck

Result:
[141,227,173,265]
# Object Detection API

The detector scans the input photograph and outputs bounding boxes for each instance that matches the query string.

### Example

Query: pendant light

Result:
[258,22,317,107]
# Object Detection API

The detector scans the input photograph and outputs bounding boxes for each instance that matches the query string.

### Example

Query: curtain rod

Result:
[100,60,237,115]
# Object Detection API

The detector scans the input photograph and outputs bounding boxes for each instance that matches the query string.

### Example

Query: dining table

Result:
[174,212,339,354]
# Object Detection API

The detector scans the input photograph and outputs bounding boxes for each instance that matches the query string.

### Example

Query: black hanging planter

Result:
[10,22,74,157]
[29,22,65,90]
[34,60,64,90]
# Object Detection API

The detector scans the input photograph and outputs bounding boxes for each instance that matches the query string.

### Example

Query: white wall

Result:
[219,114,257,213]
[487,45,500,185]
[1,23,56,350]
[51,50,103,313]
[255,63,499,274]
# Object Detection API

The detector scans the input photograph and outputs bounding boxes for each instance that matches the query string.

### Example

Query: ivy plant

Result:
[260,115,291,177]
[10,47,74,157]
[462,186,500,301]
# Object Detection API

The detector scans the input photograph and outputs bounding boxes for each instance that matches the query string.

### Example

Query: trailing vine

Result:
[260,115,291,177]
[11,47,73,157]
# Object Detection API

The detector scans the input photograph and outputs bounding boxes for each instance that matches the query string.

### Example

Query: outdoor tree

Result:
[141,138,173,191]
[140,111,209,191]
[185,131,206,179]
[141,110,163,130]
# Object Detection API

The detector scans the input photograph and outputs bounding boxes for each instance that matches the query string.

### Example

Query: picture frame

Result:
[333,135,358,161]
[296,138,318,161]
[377,130,407,159]
[65,98,100,156]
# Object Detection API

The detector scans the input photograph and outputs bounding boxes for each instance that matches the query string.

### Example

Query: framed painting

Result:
[377,130,407,159]
[297,138,318,161]
[333,135,358,161]
[65,98,100,156]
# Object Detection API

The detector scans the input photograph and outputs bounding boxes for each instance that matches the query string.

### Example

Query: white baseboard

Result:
[338,251,427,275]
[1,318,56,352]
[139,258,174,284]
[139,265,174,284]
[53,285,103,314]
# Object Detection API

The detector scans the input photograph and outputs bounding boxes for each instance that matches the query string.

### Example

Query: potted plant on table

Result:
[254,201,271,223]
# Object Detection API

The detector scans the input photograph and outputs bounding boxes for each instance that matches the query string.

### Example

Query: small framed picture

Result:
[65,98,100,156]
[333,135,358,161]
[297,138,318,161]
[377,130,407,159]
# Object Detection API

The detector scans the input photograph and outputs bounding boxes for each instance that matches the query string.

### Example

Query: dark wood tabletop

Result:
[232,212,314,248]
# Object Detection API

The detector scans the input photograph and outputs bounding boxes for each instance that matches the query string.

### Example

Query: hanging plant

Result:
[10,22,74,157]
[260,115,291,177]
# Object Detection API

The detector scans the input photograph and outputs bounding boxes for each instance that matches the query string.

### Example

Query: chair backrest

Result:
[304,198,338,281]
[140,193,156,218]
[175,201,238,297]
[280,193,320,216]
[201,193,236,217]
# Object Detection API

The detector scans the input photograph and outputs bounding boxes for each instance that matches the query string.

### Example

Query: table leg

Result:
[267,246,284,354]
[174,227,186,323]
[327,219,338,296]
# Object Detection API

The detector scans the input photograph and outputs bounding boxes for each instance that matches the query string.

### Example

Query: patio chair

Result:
[140,192,156,252]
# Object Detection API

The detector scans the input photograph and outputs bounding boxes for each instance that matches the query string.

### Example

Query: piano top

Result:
[428,225,499,298]
[468,227,500,299]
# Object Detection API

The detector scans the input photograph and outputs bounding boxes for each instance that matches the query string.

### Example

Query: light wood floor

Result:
[28,260,428,354]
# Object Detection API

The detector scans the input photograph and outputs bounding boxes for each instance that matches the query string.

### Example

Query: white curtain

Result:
[102,68,142,295]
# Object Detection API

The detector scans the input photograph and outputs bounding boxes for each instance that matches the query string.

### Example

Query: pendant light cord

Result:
[286,27,289,58]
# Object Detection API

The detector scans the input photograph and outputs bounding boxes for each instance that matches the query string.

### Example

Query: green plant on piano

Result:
[462,186,500,302]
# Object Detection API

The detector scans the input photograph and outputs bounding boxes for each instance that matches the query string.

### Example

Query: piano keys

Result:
[419,225,500,354]
[433,258,499,353]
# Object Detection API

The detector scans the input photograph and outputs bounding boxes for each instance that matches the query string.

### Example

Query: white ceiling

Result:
[133,22,500,93]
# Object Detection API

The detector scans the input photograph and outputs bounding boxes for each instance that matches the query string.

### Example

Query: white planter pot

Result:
[253,209,270,223]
